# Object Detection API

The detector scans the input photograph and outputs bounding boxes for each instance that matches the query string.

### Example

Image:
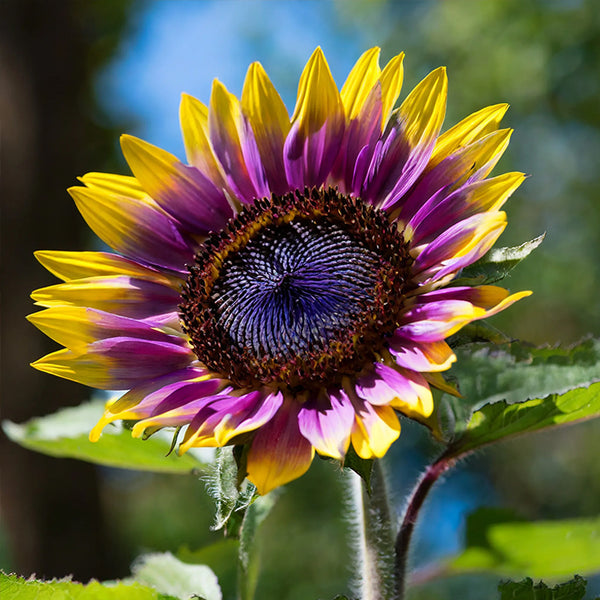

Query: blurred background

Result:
[2,0,599,598]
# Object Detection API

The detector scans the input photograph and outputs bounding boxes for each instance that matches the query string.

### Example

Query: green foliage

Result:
[0,554,223,600]
[498,575,589,600]
[454,234,545,287]
[2,400,208,474]
[131,552,222,600]
[178,540,239,600]
[448,508,600,578]
[0,572,177,600]
[447,381,600,457]
[430,338,600,444]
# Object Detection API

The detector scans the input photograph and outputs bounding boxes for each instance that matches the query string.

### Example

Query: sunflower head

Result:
[30,47,530,494]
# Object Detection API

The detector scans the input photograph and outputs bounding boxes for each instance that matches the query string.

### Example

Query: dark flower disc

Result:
[180,187,413,390]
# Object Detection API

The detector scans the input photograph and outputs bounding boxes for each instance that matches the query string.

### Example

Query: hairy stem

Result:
[394,452,454,599]
[348,460,397,600]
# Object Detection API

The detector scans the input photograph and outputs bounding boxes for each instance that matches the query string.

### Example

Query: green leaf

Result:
[498,575,587,600]
[448,320,514,347]
[431,338,600,443]
[448,508,600,579]
[2,400,209,474]
[131,552,222,600]
[447,381,600,457]
[454,233,545,286]
[177,540,239,600]
[0,572,176,600]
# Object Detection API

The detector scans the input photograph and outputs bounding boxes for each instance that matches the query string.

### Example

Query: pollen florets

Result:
[180,187,413,390]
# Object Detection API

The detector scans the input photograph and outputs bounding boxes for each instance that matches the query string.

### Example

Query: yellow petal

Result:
[31,348,109,388]
[389,374,434,419]
[27,307,95,352]
[120,134,183,200]
[397,66,447,149]
[292,47,344,135]
[246,399,315,495]
[209,79,269,199]
[340,47,381,120]
[242,62,290,142]
[466,171,526,213]
[380,52,405,123]
[241,62,290,192]
[78,172,147,200]
[33,250,181,287]
[31,275,178,318]
[351,403,400,460]
[180,93,228,187]
[431,103,509,167]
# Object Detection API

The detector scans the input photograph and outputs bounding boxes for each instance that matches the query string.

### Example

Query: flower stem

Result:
[394,452,454,599]
[348,459,397,600]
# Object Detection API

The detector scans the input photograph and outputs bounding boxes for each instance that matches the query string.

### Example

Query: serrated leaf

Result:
[454,233,545,286]
[2,400,209,474]
[131,552,222,600]
[447,381,600,457]
[448,321,514,347]
[430,338,600,443]
[0,572,176,600]
[448,509,600,579]
[498,575,587,600]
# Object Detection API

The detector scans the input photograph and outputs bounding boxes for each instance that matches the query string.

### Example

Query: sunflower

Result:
[30,47,530,494]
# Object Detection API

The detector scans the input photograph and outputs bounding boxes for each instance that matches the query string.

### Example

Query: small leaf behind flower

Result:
[454,233,545,286]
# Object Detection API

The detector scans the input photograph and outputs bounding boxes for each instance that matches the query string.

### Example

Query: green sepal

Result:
[342,444,374,493]
[207,447,257,536]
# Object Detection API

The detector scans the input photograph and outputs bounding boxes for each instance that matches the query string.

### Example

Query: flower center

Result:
[179,188,412,391]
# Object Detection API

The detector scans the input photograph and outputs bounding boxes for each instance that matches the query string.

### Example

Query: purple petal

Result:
[161,163,235,233]
[298,389,354,459]
[186,389,283,446]
[93,337,194,388]
[330,84,382,193]
[284,115,345,190]
[396,300,479,342]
